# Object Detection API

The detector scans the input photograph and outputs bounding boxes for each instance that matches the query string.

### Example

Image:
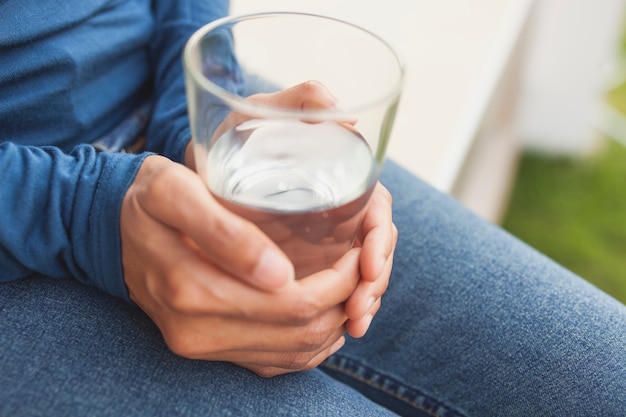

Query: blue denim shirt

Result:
[0,0,229,300]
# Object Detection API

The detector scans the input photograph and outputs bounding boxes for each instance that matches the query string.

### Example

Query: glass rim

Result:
[183,11,406,121]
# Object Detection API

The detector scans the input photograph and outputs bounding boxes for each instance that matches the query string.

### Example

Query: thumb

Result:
[135,155,295,290]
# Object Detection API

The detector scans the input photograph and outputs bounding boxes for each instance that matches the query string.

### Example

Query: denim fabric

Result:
[323,160,626,416]
[1,161,625,417]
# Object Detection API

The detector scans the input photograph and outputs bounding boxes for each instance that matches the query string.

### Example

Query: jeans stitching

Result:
[321,353,466,417]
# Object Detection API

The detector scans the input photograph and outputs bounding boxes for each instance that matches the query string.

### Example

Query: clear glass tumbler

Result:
[183,12,405,278]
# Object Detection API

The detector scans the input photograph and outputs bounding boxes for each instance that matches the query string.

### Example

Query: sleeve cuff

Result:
[88,151,149,302]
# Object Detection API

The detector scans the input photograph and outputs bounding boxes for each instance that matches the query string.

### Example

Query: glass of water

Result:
[183,12,405,278]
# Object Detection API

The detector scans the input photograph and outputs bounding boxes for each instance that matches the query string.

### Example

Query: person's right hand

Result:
[120,155,361,377]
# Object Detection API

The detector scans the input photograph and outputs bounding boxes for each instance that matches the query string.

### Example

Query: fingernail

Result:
[362,314,374,334]
[253,248,295,289]
[366,296,376,313]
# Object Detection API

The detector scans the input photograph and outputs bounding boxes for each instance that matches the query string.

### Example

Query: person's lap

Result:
[326,160,626,416]
[0,277,396,416]
[1,160,625,417]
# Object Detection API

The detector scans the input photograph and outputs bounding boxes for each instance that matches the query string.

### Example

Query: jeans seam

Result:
[322,354,466,417]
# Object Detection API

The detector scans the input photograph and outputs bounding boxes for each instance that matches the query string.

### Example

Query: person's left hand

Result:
[345,182,397,337]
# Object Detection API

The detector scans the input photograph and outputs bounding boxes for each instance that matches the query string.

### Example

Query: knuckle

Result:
[299,331,329,352]
[162,324,224,360]
[159,271,209,315]
[283,352,314,371]
[207,215,243,245]
[162,329,200,359]
[146,164,178,197]
[161,273,192,310]
[299,316,340,351]
[254,367,281,379]
[287,295,321,324]
[166,287,198,315]
[300,80,335,107]
[378,184,393,204]
[301,79,323,93]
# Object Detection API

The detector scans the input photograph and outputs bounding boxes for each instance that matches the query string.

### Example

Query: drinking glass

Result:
[183,12,405,278]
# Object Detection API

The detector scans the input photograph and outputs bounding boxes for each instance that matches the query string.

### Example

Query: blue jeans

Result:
[1,161,625,417]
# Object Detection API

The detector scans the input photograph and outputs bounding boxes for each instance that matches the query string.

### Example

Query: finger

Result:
[138,157,294,291]
[343,249,392,321]
[358,183,396,282]
[162,301,347,359]
[210,80,352,143]
[346,299,381,339]
[183,140,195,170]
[233,336,346,378]
[248,81,358,125]
[180,248,361,322]
[251,80,341,111]
[212,322,345,359]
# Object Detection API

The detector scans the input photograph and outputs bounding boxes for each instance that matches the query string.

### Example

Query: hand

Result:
[345,182,397,338]
[137,80,396,377]
[121,155,361,377]
[184,81,398,338]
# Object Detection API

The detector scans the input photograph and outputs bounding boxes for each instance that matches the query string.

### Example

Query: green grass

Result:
[502,139,626,304]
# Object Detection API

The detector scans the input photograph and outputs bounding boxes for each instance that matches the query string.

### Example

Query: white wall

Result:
[517,0,626,154]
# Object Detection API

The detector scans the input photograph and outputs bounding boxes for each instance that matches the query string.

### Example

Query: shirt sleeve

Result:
[0,142,146,301]
[144,0,230,163]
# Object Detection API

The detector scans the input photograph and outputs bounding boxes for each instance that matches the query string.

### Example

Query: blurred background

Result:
[232,0,626,303]
[502,0,626,305]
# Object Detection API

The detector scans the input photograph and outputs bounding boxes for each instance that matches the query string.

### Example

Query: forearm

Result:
[145,0,230,163]
[0,142,146,300]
